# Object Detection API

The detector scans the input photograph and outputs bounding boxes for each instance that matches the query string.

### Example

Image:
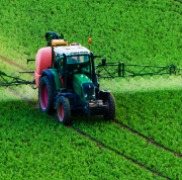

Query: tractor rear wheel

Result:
[38,76,54,114]
[56,96,71,125]
[103,93,115,120]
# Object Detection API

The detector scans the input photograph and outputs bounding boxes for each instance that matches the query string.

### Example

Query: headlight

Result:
[82,83,95,99]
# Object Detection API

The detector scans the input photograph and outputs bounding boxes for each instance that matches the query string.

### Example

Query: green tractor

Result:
[34,32,115,125]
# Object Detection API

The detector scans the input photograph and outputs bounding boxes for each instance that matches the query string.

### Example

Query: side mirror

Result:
[102,58,106,66]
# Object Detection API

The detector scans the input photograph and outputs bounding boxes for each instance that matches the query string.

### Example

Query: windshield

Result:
[66,55,92,78]
[67,55,89,64]
[54,54,92,79]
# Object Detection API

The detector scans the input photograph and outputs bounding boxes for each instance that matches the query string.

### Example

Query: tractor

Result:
[1,32,179,125]
[34,32,116,125]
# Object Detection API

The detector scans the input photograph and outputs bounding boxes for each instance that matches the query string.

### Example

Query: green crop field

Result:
[1,0,182,179]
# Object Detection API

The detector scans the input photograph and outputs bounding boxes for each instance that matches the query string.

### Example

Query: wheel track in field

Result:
[118,102,182,158]
[5,90,171,179]
[69,125,170,180]
[9,88,171,179]
[0,53,176,178]
[5,87,170,179]
[113,120,182,158]
[0,54,28,71]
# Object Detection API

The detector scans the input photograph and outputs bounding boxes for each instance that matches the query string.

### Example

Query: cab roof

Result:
[54,45,91,56]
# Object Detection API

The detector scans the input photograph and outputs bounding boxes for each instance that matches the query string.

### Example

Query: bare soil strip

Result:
[0,54,28,71]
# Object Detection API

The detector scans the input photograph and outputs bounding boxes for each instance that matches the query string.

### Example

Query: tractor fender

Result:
[98,90,111,99]
[41,70,56,92]
[42,69,61,91]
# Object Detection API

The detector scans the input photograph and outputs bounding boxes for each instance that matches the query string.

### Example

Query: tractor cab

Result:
[53,45,94,90]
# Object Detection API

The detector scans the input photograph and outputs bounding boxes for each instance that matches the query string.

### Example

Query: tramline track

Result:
[4,69,182,161]
[69,125,170,180]
[113,119,182,158]
[2,86,174,179]
[4,88,170,179]
[0,54,28,72]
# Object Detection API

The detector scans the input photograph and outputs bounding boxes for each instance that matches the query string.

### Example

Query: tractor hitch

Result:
[84,100,107,116]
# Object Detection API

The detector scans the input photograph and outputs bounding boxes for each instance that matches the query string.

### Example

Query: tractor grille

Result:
[82,83,95,99]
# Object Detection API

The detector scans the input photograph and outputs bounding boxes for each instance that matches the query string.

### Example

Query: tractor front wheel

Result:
[38,76,54,114]
[56,96,71,125]
[103,93,115,120]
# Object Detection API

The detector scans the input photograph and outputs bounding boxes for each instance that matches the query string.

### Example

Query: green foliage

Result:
[0,89,162,179]
[115,89,182,154]
[1,0,182,179]
[0,0,182,66]
[73,118,182,179]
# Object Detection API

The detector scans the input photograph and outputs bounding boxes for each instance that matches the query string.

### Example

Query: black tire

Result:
[56,96,71,125]
[103,93,115,120]
[38,76,54,114]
